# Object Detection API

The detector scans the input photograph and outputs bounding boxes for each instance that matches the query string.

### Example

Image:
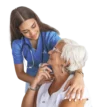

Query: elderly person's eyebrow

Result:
[54,47,61,53]
[54,46,59,49]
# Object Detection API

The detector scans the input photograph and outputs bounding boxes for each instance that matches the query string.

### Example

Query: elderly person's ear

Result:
[63,60,70,67]
[61,59,70,67]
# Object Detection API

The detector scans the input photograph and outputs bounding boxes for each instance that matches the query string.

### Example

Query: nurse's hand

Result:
[33,63,53,86]
[64,73,84,101]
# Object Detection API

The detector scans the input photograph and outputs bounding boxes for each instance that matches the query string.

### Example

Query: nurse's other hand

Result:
[64,74,84,101]
[34,63,52,85]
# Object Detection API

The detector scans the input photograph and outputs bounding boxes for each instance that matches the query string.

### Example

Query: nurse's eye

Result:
[23,31,29,34]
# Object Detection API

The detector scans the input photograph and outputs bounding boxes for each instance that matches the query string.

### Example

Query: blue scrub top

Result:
[12,31,61,76]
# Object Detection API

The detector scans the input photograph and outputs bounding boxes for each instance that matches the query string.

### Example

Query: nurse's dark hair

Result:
[10,6,60,45]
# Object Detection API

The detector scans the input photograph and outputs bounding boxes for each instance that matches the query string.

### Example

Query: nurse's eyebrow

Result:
[22,22,35,32]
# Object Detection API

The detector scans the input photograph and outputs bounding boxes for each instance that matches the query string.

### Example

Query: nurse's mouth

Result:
[33,34,37,37]
[30,34,37,39]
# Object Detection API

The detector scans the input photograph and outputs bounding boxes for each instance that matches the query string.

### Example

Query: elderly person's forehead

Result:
[56,41,65,51]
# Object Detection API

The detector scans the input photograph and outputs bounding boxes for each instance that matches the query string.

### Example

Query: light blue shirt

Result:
[12,31,61,76]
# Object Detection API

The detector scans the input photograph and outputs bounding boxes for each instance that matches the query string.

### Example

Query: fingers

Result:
[68,88,77,101]
[65,85,74,99]
[39,63,49,68]
[38,67,52,80]
[37,69,51,79]
[39,67,52,74]
[65,87,84,101]
[43,66,52,73]
[42,70,51,79]
[39,63,52,73]
[80,88,84,100]
[41,72,49,79]
[74,89,80,101]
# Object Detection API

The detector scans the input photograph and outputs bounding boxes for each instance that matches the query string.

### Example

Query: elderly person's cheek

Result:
[55,59,61,66]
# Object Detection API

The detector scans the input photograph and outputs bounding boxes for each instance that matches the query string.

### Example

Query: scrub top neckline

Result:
[24,33,42,52]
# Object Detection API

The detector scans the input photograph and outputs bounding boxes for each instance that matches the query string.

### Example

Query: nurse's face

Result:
[19,18,40,40]
[47,42,64,68]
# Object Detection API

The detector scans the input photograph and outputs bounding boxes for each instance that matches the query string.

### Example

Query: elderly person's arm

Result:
[21,63,52,107]
[21,80,38,107]
[59,99,87,107]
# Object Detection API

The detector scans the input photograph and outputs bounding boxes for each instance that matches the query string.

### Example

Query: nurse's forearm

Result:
[75,69,84,77]
[21,82,38,107]
[17,72,35,84]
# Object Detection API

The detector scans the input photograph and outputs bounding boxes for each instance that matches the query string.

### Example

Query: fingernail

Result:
[77,96,80,99]
[69,99,71,101]
[72,95,75,99]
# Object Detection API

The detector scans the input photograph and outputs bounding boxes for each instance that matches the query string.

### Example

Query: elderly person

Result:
[21,39,92,107]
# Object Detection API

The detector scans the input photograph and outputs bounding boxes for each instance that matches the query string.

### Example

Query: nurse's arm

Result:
[59,99,87,107]
[21,81,38,107]
[15,64,34,83]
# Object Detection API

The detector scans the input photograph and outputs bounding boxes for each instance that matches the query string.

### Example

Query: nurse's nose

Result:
[29,29,35,36]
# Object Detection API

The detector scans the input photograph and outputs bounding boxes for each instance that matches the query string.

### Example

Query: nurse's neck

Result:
[30,39,38,49]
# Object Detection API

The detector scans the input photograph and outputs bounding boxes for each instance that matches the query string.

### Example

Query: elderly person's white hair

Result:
[58,38,88,72]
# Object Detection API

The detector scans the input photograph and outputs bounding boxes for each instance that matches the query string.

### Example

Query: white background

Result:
[89,88,96,107]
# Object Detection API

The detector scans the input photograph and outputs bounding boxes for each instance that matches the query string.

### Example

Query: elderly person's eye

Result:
[52,47,61,53]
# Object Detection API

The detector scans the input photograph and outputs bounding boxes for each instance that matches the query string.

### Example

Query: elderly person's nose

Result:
[48,50,53,54]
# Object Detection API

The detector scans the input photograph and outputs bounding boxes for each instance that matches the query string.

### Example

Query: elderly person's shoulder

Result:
[59,99,87,107]
[56,79,91,107]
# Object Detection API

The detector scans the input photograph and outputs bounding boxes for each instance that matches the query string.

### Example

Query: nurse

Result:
[10,6,84,100]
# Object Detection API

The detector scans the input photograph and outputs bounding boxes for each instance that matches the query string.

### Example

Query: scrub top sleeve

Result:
[48,31,61,49]
[12,41,23,64]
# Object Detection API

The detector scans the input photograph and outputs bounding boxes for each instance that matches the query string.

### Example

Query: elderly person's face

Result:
[48,42,64,67]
